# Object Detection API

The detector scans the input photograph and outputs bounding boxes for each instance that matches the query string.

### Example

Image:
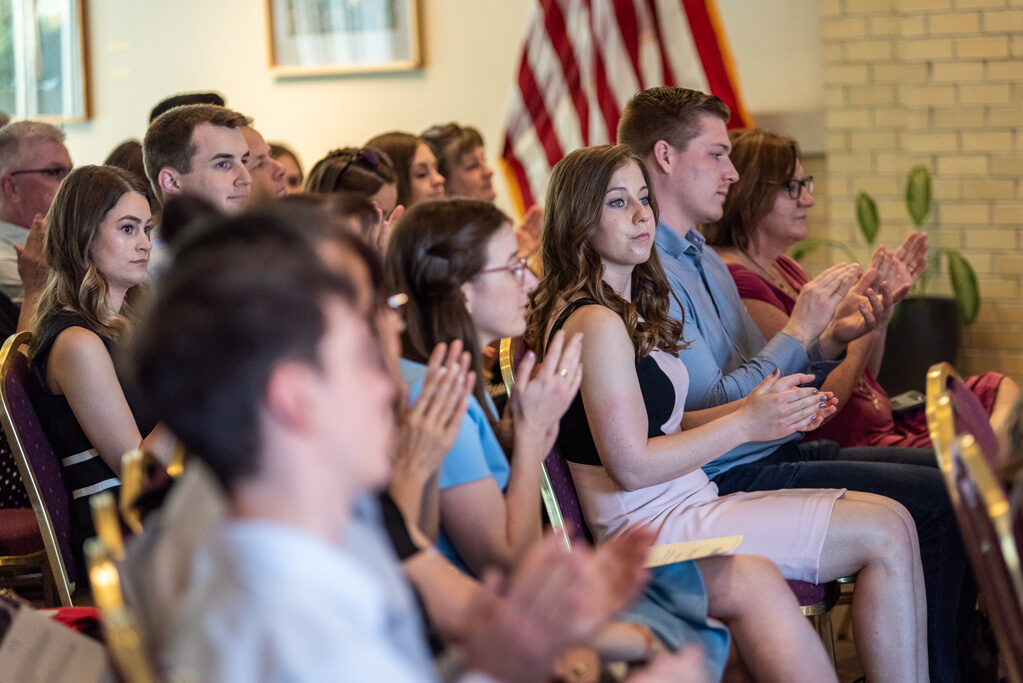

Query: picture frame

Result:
[266,0,421,77]
[0,0,90,123]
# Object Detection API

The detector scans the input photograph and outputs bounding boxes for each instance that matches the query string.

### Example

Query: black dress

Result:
[28,310,154,556]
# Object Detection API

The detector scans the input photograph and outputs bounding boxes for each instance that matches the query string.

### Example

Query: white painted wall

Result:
[62,0,824,205]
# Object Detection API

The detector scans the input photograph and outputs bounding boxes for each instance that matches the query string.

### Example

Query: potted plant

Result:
[791,166,980,393]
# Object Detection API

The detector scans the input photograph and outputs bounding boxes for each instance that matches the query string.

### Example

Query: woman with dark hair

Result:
[28,165,168,551]
[386,198,581,575]
[527,144,928,681]
[305,147,402,249]
[365,132,444,209]
[707,127,1020,449]
[103,139,147,185]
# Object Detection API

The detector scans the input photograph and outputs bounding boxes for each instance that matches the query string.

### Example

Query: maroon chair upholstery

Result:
[0,333,77,605]
[542,443,595,545]
[949,378,1002,469]
[0,507,44,555]
[949,434,1023,683]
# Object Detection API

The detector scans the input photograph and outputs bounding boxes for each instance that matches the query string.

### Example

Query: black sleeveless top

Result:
[28,310,154,555]
[550,298,679,467]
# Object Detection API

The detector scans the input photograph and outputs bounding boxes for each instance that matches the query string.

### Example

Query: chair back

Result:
[0,332,77,604]
[948,434,1023,682]
[927,362,1002,473]
[500,336,587,551]
[85,536,157,683]
[120,448,177,534]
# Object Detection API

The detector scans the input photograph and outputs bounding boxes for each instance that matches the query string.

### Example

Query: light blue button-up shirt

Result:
[654,222,839,477]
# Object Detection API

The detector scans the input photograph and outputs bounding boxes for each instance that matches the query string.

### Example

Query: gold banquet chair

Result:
[926,361,1004,484]
[942,435,1023,683]
[120,445,185,534]
[0,331,78,605]
[87,491,157,683]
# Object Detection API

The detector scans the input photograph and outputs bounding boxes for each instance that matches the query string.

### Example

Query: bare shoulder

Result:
[49,325,108,360]
[48,325,112,378]
[561,302,627,338]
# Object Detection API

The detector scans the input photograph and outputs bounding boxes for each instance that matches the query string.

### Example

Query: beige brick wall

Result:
[820,0,1023,385]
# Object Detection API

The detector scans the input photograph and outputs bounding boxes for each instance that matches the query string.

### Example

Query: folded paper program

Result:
[644,535,743,568]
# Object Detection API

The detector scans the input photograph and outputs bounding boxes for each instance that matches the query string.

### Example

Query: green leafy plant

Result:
[792,165,980,325]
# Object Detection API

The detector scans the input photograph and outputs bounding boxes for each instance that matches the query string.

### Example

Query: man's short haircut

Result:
[128,206,358,492]
[149,92,225,123]
[617,87,730,160]
[142,104,250,195]
[0,120,66,174]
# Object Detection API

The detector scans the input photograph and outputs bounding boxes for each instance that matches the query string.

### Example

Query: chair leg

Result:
[810,612,837,669]
[40,562,55,606]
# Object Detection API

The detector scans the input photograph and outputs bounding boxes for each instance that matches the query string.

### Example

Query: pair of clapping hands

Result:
[393,330,584,484]
[785,232,928,354]
[464,528,709,683]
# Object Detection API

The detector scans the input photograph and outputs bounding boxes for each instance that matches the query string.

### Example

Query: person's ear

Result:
[264,362,318,433]
[651,140,674,176]
[460,281,475,316]
[158,167,182,196]
[0,174,17,199]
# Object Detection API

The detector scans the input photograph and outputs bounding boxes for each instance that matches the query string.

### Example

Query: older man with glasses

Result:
[0,120,72,332]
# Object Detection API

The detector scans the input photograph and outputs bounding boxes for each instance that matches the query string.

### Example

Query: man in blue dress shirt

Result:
[618,86,972,682]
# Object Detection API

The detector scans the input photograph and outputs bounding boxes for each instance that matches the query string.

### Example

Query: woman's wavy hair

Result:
[32,165,153,351]
[385,198,509,416]
[704,128,799,251]
[526,144,684,359]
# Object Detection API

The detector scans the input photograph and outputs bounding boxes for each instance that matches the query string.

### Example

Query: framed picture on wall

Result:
[0,0,90,122]
[266,0,421,76]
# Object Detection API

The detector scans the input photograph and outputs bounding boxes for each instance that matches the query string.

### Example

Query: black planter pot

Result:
[877,297,961,395]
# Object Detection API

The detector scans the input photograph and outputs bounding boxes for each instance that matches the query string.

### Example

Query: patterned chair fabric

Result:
[0,336,79,599]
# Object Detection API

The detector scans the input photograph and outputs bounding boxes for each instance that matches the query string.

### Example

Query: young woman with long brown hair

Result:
[527,144,928,682]
[28,165,170,553]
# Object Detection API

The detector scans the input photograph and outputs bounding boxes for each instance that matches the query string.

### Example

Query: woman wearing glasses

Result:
[706,128,1020,449]
[385,198,582,575]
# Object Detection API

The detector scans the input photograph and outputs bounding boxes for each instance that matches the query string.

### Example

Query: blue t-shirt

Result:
[400,359,509,573]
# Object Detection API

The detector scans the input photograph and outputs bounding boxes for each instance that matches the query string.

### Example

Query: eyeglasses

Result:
[479,257,530,284]
[781,176,813,200]
[8,166,72,181]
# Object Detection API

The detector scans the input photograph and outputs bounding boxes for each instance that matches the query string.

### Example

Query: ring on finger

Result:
[557,367,569,377]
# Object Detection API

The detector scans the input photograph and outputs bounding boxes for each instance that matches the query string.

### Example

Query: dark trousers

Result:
[712,440,971,683]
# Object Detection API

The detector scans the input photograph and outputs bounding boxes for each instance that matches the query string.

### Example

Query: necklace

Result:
[739,249,799,299]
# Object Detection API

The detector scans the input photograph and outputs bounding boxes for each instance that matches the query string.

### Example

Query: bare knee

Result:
[701,554,796,619]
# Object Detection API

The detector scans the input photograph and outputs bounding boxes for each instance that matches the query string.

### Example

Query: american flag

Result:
[500,0,752,215]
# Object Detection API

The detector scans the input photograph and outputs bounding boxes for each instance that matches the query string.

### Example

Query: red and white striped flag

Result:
[501,0,752,215]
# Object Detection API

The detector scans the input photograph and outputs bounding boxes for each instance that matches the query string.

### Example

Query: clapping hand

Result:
[784,263,860,347]
[514,205,543,256]
[741,371,838,441]
[463,528,653,683]
[13,214,48,298]
[509,330,583,456]
[393,340,473,477]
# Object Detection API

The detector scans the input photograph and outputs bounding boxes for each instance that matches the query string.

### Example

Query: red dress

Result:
[727,255,1003,449]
